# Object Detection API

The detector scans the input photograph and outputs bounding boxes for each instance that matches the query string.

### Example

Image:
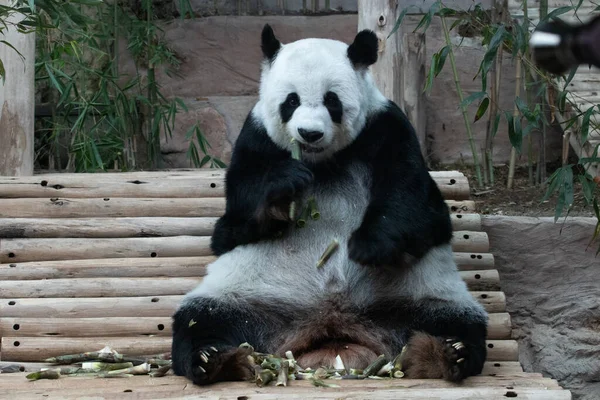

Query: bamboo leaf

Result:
[563,166,574,209]
[389,5,417,37]
[580,106,596,144]
[542,6,574,24]
[491,113,501,138]
[414,1,439,33]
[424,52,439,94]
[543,166,566,202]
[577,175,594,204]
[435,45,450,77]
[460,91,486,108]
[0,59,5,80]
[474,97,489,122]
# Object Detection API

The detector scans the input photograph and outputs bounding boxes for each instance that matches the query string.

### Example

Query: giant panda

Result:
[171,24,488,385]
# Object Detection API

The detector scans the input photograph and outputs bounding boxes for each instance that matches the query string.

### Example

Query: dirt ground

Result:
[434,160,597,218]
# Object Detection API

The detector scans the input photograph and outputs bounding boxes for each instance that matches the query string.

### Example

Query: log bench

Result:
[0,169,572,399]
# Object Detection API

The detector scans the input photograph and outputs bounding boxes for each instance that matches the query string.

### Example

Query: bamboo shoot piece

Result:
[289,139,302,220]
[316,240,339,268]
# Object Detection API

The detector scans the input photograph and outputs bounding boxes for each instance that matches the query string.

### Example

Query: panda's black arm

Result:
[210,114,313,256]
[348,103,453,265]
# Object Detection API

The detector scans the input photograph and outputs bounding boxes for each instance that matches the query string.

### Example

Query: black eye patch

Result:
[280,93,300,123]
[323,91,342,124]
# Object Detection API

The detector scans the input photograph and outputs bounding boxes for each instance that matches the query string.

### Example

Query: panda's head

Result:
[255,24,387,161]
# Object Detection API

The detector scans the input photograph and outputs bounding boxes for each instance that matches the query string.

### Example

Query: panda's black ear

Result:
[261,24,281,62]
[347,29,378,68]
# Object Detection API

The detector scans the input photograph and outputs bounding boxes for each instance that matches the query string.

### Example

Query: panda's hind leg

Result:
[171,297,285,385]
[401,331,484,382]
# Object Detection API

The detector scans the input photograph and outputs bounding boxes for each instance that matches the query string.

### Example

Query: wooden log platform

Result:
[0,169,571,399]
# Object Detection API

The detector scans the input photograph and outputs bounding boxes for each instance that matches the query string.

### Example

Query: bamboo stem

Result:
[440,16,483,188]
[507,53,523,189]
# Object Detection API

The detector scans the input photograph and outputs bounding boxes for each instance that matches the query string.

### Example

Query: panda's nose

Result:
[298,128,324,143]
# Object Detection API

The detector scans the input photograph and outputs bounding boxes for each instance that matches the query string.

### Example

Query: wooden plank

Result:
[0,277,202,298]
[0,170,469,200]
[0,236,213,263]
[0,373,560,391]
[0,292,506,318]
[0,198,475,218]
[0,257,213,280]
[0,386,571,400]
[0,336,171,361]
[0,313,512,340]
[0,232,487,263]
[0,360,524,375]
[0,296,183,318]
[0,336,519,362]
[0,253,495,280]
[0,217,217,238]
[0,214,482,239]
[453,252,495,270]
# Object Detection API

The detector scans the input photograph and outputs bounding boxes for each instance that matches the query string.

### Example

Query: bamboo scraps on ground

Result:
[244,343,406,388]
[26,346,172,380]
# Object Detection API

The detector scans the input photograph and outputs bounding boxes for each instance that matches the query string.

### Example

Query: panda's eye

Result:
[286,93,300,107]
[324,91,340,107]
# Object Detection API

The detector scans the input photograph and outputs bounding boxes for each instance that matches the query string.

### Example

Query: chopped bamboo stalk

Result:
[361,354,387,377]
[106,362,151,376]
[150,363,172,377]
[296,203,310,228]
[289,138,302,220]
[316,240,339,268]
[308,197,320,220]
[26,369,61,380]
[255,367,276,387]
[276,361,289,386]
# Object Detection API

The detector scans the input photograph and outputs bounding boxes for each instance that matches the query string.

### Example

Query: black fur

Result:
[323,91,343,123]
[261,24,281,62]
[210,115,313,256]
[211,100,452,265]
[347,29,379,68]
[171,295,487,384]
[279,92,301,123]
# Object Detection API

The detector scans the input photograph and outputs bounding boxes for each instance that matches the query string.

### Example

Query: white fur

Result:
[253,37,387,162]
[182,162,482,316]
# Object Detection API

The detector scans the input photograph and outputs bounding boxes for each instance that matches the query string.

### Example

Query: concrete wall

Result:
[118,13,562,167]
[483,216,600,400]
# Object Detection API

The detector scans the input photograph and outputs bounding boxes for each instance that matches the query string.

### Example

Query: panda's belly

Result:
[193,163,373,304]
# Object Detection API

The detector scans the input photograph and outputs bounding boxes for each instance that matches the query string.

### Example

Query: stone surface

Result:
[483,215,600,400]
[118,14,563,166]
[160,99,234,168]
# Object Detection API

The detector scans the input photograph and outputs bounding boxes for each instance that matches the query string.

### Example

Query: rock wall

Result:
[483,216,600,400]
[118,14,562,167]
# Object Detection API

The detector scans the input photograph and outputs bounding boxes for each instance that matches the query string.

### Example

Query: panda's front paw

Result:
[189,345,255,385]
[264,160,313,220]
[348,228,404,266]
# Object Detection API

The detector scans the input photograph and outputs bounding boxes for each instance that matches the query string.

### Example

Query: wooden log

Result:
[0,313,511,340]
[453,252,495,270]
[400,31,428,158]
[0,217,218,238]
[472,291,506,313]
[0,277,202,298]
[1,292,506,318]
[0,296,183,318]
[0,171,469,200]
[459,270,500,291]
[0,257,212,280]
[0,337,171,362]
[0,373,561,392]
[0,317,173,337]
[0,253,495,280]
[0,198,226,218]
[11,169,464,179]
[0,273,499,298]
[0,232,487,263]
[0,336,518,362]
[0,386,571,400]
[451,231,489,253]
[488,313,512,341]
[0,198,474,218]
[357,0,402,108]
[450,213,481,231]
[0,0,35,177]
[0,214,481,240]
[0,236,213,263]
